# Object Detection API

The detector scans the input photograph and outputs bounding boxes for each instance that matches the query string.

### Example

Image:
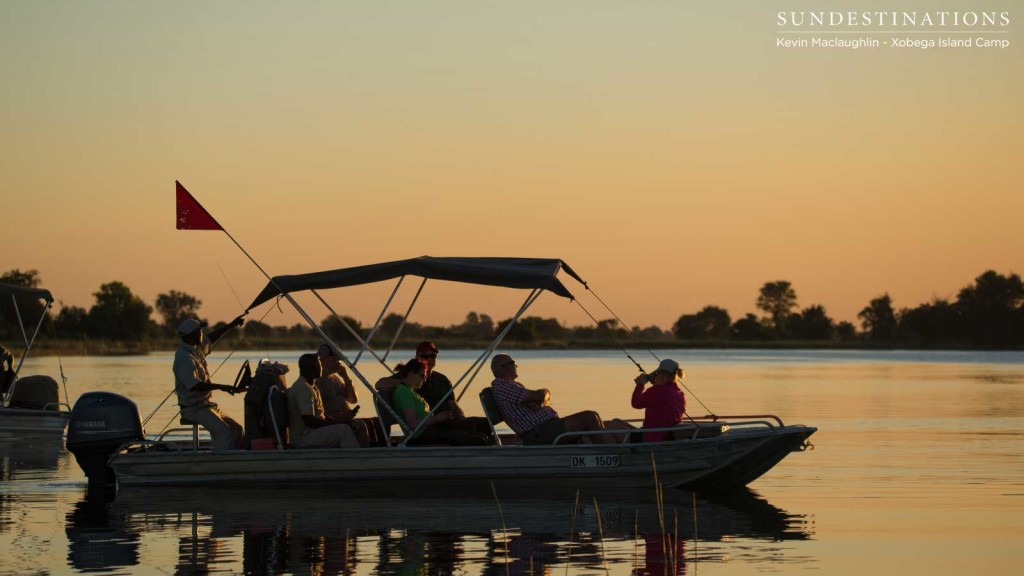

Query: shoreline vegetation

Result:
[15,337,1024,358]
[4,268,1024,357]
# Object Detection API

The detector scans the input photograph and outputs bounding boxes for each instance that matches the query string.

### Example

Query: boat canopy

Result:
[247,256,585,310]
[0,282,53,303]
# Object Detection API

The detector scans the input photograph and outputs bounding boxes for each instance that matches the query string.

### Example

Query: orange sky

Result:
[2,2,1021,330]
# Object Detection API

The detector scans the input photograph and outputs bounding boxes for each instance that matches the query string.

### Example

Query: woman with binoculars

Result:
[631,359,687,443]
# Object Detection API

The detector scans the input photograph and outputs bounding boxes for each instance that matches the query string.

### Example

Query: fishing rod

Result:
[216,261,272,360]
[583,285,660,364]
[576,299,706,426]
[575,286,717,418]
[574,299,646,374]
[175,181,400,429]
[142,260,272,431]
[46,308,70,408]
[142,303,277,430]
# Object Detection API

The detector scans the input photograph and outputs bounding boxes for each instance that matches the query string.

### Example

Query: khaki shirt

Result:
[173,342,215,410]
[315,373,356,421]
[288,376,325,439]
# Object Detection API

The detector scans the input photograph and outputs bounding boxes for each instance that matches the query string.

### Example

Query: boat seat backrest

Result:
[479,387,504,425]
[372,379,411,441]
[479,387,506,446]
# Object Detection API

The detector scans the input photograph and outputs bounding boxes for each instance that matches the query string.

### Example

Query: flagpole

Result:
[176,181,366,374]
[175,180,413,439]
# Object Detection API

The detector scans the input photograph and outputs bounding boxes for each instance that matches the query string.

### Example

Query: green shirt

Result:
[393,384,430,437]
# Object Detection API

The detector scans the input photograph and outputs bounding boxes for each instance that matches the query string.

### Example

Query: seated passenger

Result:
[287,353,359,449]
[392,358,492,446]
[1,345,14,396]
[415,341,493,439]
[489,354,613,445]
[631,359,687,442]
[315,343,359,421]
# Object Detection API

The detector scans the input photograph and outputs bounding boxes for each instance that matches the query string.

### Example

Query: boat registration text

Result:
[570,455,620,468]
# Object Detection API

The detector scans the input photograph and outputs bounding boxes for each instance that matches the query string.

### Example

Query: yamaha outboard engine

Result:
[66,392,144,487]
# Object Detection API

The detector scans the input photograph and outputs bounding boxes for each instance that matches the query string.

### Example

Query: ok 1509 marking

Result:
[570,455,620,468]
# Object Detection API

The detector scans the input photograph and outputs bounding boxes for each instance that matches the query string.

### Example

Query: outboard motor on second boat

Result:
[66,392,144,486]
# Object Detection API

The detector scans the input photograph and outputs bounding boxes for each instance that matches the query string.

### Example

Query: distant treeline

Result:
[2,269,1023,352]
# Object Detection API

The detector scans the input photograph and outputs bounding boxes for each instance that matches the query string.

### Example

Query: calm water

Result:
[2,349,1023,575]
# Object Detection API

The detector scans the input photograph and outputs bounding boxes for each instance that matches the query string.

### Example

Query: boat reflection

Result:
[64,483,813,575]
[65,486,140,572]
[0,435,64,480]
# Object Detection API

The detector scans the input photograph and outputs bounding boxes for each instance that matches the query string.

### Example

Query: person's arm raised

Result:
[207,315,245,345]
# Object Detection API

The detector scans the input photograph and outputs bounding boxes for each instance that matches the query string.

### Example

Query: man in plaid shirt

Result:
[490,354,613,445]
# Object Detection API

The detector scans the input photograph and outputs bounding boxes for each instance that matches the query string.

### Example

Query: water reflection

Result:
[61,484,812,574]
[65,486,140,573]
[0,435,63,480]
[1,435,65,536]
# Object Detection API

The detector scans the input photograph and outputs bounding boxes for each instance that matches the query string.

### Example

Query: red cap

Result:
[416,341,438,355]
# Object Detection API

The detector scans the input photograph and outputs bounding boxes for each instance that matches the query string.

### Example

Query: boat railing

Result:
[107,438,190,465]
[690,413,786,428]
[548,415,785,446]
[42,402,71,413]
[268,385,286,450]
[154,429,203,447]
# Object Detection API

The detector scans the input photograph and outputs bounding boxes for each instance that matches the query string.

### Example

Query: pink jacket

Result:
[631,382,686,442]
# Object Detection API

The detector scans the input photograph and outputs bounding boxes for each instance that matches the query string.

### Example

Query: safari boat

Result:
[67,257,815,491]
[0,282,70,437]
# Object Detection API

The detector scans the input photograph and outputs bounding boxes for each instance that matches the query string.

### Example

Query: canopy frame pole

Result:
[402,288,542,445]
[354,276,405,366]
[311,290,392,373]
[12,294,29,350]
[454,288,543,404]
[274,292,407,437]
[383,277,428,364]
[3,296,50,408]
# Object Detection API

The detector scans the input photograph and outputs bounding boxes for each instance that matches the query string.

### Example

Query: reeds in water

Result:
[489,480,510,576]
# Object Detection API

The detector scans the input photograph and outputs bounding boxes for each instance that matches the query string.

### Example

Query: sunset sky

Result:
[2,2,1020,331]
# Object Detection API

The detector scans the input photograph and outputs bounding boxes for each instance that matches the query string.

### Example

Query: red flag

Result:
[176,181,223,231]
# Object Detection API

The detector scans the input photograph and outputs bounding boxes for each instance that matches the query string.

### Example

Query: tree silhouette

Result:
[496,316,567,342]
[756,281,798,334]
[835,321,857,342]
[244,320,274,338]
[454,312,495,340]
[155,290,204,334]
[320,314,365,346]
[789,305,835,341]
[955,270,1024,346]
[87,281,154,339]
[732,313,771,341]
[858,294,898,342]
[54,304,89,337]
[896,298,961,346]
[673,306,732,340]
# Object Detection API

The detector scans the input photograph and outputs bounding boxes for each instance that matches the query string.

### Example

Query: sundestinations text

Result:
[778,11,1010,28]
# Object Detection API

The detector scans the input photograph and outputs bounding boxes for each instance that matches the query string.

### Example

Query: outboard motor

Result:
[66,392,144,487]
